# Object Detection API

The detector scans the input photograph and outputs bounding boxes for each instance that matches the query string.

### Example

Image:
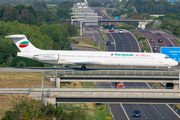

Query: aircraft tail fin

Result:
[4,34,40,52]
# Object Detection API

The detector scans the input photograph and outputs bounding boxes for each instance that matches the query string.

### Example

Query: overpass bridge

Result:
[28,88,180,104]
[1,88,180,104]
[44,70,180,83]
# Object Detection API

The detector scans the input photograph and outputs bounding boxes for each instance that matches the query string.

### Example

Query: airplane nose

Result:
[174,61,178,66]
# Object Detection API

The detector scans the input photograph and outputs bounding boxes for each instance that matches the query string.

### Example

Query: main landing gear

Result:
[167,66,171,71]
[81,65,86,70]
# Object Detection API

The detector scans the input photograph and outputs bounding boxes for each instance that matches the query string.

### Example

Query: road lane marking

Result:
[124,33,133,52]
[166,104,180,119]
[120,104,130,120]
[161,33,174,46]
[109,33,116,51]
[129,31,141,52]
[146,82,152,89]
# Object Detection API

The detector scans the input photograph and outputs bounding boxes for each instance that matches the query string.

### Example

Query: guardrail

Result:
[0,88,30,94]
[169,104,180,116]
[44,70,180,77]
[107,103,115,120]
[29,88,180,98]
[31,86,166,89]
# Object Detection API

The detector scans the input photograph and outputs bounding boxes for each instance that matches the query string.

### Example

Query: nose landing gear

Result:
[81,65,86,70]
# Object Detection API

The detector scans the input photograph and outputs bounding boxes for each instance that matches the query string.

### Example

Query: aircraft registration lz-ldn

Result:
[5,34,178,70]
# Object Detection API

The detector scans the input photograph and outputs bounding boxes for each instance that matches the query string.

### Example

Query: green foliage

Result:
[115,25,135,30]
[1,99,86,120]
[102,24,109,29]
[127,0,180,14]
[56,2,73,19]
[157,13,180,33]
[141,46,150,52]
[0,20,77,67]
[138,37,146,41]
[173,25,180,36]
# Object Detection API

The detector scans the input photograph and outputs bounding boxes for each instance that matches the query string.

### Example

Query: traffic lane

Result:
[141,32,156,52]
[138,104,180,120]
[124,82,150,89]
[161,32,179,46]
[111,33,125,52]
[98,82,113,88]
[107,45,115,51]
[148,33,170,52]
[116,33,133,52]
[98,82,128,120]
[106,33,115,42]
[110,104,128,120]
[123,33,140,52]
[106,33,115,51]
[92,32,105,44]
[142,33,170,53]
[123,104,170,120]
[96,10,120,27]
[153,104,180,120]
[122,104,147,120]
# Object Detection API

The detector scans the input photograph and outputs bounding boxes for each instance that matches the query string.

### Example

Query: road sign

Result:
[161,47,180,61]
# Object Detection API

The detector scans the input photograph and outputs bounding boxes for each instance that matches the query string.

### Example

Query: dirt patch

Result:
[87,103,95,110]
[0,94,30,119]
[0,72,52,88]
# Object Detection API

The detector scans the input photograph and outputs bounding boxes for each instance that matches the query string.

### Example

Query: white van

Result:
[118,29,123,34]
[100,27,104,31]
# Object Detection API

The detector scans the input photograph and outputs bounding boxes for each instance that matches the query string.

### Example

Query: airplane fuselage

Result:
[17,50,178,67]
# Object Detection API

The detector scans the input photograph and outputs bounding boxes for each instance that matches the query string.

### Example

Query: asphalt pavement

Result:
[139,30,179,53]
[103,30,180,120]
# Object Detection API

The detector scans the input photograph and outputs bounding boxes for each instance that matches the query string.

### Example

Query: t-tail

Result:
[4,34,40,52]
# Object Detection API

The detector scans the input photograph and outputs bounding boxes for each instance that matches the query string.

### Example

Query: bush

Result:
[141,46,150,52]
[138,36,146,41]
[2,99,86,120]
[115,25,135,30]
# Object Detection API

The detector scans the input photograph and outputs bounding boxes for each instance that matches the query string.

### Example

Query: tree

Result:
[2,99,87,120]
[173,25,180,36]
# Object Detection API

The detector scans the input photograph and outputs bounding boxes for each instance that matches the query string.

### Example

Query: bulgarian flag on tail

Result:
[19,41,29,48]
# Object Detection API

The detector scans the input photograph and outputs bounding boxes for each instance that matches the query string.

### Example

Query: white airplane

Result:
[5,34,178,70]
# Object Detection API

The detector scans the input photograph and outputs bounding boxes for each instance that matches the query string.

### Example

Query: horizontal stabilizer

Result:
[4,35,25,39]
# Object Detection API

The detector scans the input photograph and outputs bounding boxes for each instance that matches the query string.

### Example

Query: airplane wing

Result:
[69,61,102,65]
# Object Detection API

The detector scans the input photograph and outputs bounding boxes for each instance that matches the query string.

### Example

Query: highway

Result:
[101,30,180,120]
[139,30,179,53]
[95,9,120,27]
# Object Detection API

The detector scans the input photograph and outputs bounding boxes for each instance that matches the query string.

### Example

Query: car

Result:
[157,32,161,35]
[154,44,158,53]
[118,29,123,34]
[158,38,163,42]
[100,27,104,31]
[121,40,124,43]
[154,44,158,48]
[150,38,154,43]
[106,41,111,45]
[169,45,173,47]
[154,47,158,53]
[133,110,141,117]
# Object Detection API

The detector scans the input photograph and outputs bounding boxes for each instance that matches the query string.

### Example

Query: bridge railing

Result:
[31,86,166,89]
[44,70,180,77]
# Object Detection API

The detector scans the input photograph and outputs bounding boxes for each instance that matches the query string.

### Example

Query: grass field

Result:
[70,37,106,51]
[0,72,52,88]
[0,72,111,119]
[0,94,30,119]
